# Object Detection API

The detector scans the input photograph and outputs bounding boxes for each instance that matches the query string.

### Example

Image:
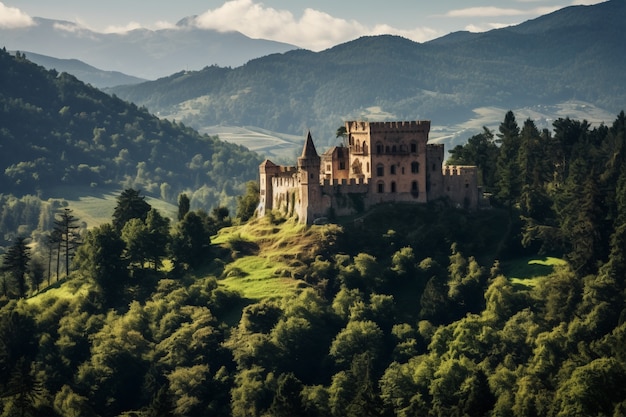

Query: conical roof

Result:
[300,131,318,158]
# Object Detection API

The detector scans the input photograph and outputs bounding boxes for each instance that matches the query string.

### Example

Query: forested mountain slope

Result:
[0,49,263,209]
[2,109,626,416]
[19,51,147,88]
[108,0,626,147]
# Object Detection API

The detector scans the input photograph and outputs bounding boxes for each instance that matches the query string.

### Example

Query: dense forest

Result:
[1,109,626,416]
[0,48,263,214]
[108,0,626,146]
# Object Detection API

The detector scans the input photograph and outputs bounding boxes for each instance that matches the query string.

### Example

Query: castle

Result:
[258,120,482,224]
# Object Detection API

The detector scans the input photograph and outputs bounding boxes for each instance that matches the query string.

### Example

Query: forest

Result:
[1,109,626,417]
[0,49,263,220]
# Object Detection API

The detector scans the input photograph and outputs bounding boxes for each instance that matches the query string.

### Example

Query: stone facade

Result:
[258,120,482,224]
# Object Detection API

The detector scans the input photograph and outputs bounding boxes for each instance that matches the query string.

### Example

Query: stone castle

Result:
[258,120,482,224]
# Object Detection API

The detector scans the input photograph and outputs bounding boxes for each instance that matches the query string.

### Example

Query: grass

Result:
[25,277,92,307]
[46,185,178,227]
[211,215,328,301]
[501,256,567,288]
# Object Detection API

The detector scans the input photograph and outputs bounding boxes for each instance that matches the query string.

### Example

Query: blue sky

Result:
[0,0,607,50]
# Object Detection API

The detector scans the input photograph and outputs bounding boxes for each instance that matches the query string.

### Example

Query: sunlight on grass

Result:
[504,256,567,288]
[212,216,328,301]
[26,278,91,306]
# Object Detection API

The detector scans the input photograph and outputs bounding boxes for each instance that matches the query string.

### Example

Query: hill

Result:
[108,0,626,149]
[0,49,263,219]
[0,17,298,79]
[18,51,147,88]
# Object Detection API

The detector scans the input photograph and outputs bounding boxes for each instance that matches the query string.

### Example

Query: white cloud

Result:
[53,22,83,33]
[446,5,561,18]
[193,0,438,50]
[570,0,606,4]
[103,21,143,34]
[465,22,511,32]
[0,2,35,29]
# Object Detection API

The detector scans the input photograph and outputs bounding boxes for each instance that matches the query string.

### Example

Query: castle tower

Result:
[258,159,280,217]
[297,132,322,224]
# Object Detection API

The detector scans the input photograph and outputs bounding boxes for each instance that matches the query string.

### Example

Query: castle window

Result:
[390,165,397,175]
[411,161,420,173]
[376,142,383,154]
[366,162,370,173]
[339,161,346,170]
[391,181,397,193]
[392,145,397,153]
[376,164,384,177]
[377,182,384,193]
[411,181,419,197]
[326,164,331,172]
[411,142,417,153]
[362,143,368,155]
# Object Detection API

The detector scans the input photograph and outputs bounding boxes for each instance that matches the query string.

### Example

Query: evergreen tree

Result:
[53,208,81,278]
[177,193,190,221]
[236,181,260,222]
[495,111,521,208]
[171,211,211,269]
[74,223,128,305]
[112,188,151,232]
[2,237,31,298]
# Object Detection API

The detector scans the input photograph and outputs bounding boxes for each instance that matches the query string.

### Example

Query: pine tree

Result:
[112,188,151,232]
[2,237,31,298]
[53,208,81,278]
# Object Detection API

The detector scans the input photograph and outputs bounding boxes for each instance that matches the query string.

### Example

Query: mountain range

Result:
[103,0,625,150]
[17,51,147,88]
[0,17,298,79]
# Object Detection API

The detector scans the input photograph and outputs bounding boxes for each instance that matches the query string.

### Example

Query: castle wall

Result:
[259,121,482,224]
[441,165,480,209]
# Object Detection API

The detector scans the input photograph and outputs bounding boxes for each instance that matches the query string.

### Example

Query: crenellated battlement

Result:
[258,120,481,224]
[443,165,477,176]
[346,120,431,133]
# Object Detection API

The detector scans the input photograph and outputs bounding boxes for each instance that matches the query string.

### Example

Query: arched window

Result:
[390,165,396,175]
[376,164,384,177]
[376,142,383,154]
[377,182,385,193]
[411,161,420,173]
[410,142,418,153]
[391,181,397,193]
[362,142,368,155]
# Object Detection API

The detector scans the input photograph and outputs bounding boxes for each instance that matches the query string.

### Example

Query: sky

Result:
[0,0,608,51]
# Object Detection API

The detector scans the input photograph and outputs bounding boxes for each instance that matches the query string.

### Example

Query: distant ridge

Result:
[18,51,146,88]
[0,17,298,79]
[108,0,626,146]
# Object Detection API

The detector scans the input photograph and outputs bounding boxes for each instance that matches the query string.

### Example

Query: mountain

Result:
[0,49,263,209]
[0,17,298,79]
[18,51,146,88]
[107,0,626,149]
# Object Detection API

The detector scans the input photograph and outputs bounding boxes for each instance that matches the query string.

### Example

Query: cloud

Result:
[465,23,511,32]
[0,2,35,29]
[570,0,606,4]
[193,0,438,51]
[103,21,143,34]
[445,5,560,18]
